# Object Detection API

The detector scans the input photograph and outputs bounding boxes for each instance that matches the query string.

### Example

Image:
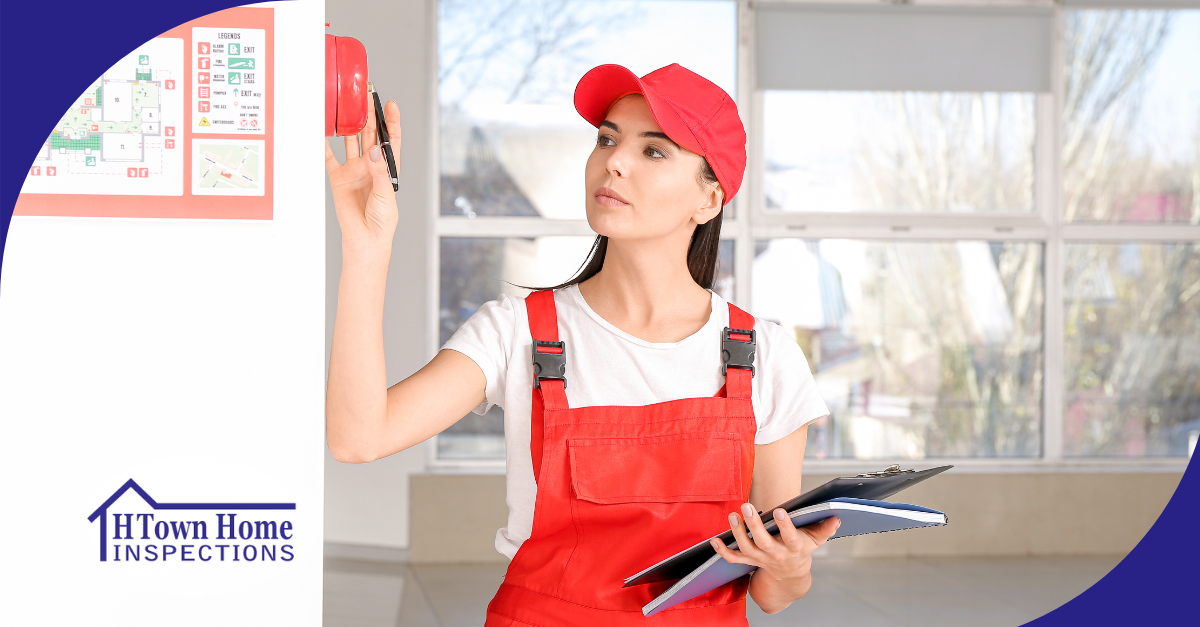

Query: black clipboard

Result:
[623,464,953,587]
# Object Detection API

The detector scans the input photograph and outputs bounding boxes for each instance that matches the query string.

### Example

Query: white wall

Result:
[323,0,435,550]
[0,1,326,622]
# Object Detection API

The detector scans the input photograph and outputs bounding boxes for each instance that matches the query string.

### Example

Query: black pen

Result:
[369,82,399,191]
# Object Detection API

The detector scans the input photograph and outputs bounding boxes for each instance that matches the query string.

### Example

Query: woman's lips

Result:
[594,187,630,207]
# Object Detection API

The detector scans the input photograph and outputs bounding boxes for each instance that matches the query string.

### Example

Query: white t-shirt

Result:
[441,284,830,559]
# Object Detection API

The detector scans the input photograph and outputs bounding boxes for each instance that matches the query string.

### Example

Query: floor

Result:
[323,555,1122,627]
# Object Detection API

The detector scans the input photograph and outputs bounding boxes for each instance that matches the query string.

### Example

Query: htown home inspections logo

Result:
[88,479,297,563]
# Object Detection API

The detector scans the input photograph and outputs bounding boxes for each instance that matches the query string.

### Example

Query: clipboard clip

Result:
[855,464,916,478]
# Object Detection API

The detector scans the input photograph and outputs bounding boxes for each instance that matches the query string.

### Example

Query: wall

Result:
[323,0,434,551]
[408,471,1184,563]
[2,2,326,622]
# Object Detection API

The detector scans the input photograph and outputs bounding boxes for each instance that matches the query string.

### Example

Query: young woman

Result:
[325,63,834,625]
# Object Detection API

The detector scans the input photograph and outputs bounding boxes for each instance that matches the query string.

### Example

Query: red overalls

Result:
[485,289,759,627]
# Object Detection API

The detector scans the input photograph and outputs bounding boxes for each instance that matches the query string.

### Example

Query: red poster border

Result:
[15,7,275,220]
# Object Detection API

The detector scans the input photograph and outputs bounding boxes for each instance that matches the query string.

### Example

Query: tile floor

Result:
[324,555,1121,627]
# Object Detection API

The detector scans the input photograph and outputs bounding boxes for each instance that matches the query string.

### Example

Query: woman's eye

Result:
[596,135,615,147]
[645,146,665,159]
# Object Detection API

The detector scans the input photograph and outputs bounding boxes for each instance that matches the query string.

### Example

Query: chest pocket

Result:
[568,432,743,504]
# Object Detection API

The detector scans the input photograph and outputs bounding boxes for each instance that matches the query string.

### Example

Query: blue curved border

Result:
[0,0,257,278]
[1022,455,1197,625]
[1,1,1197,623]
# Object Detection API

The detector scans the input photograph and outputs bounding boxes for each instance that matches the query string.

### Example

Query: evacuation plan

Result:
[23,38,185,197]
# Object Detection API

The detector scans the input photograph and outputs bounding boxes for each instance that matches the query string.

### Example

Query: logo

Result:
[88,479,296,563]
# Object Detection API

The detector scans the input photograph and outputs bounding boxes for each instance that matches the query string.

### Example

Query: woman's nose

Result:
[606,145,631,178]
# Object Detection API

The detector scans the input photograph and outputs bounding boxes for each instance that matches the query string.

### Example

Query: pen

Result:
[368,82,399,191]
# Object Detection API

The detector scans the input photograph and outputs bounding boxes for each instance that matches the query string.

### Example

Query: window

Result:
[436,0,739,459]
[1063,242,1200,456]
[439,0,737,221]
[753,239,1043,459]
[432,1,1200,465]
[764,92,1036,214]
[1063,11,1200,223]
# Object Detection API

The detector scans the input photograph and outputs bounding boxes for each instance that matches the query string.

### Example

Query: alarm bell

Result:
[325,34,369,137]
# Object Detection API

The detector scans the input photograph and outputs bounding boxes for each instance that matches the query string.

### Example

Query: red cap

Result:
[574,63,746,206]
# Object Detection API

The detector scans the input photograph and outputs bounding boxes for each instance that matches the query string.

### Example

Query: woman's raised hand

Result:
[324,97,402,253]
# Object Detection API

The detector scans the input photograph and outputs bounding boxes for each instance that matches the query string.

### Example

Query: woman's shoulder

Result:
[710,291,788,336]
[456,292,525,333]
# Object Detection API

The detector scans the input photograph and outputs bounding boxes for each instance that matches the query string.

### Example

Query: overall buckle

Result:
[532,340,567,389]
[721,327,756,377]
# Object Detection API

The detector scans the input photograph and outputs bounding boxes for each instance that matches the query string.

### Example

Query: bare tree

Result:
[439,0,643,108]
[822,10,1197,458]
[1062,11,1173,222]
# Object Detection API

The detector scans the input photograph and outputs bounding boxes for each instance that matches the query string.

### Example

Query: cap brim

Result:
[573,64,703,157]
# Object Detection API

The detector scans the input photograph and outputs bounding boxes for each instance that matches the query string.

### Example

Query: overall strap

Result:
[526,290,568,485]
[722,302,756,400]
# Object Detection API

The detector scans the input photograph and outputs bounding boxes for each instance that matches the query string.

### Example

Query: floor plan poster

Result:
[192,27,266,135]
[15,7,274,220]
[23,39,184,197]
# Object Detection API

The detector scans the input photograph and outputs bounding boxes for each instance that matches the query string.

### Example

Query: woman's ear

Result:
[693,184,724,225]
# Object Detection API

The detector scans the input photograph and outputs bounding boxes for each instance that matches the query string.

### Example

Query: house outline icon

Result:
[88,479,295,562]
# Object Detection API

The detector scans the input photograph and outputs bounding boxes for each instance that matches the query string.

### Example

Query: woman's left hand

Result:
[709,503,840,611]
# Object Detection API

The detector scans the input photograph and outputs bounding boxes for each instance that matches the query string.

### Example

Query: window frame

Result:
[426,0,1200,472]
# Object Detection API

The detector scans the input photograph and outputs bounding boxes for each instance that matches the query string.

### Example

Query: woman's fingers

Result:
[366,141,395,197]
[383,100,402,154]
[800,516,841,548]
[727,512,766,561]
[740,503,780,553]
[361,94,378,149]
[773,508,804,549]
[344,129,360,158]
[709,537,748,565]
[324,137,340,172]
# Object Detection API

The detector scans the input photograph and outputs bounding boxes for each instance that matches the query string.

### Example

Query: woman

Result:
[325,62,835,625]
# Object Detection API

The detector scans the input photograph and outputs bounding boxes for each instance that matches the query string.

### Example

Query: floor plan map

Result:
[23,38,184,196]
[193,140,264,195]
[17,6,275,219]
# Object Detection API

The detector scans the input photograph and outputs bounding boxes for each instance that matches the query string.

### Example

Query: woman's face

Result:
[584,94,721,243]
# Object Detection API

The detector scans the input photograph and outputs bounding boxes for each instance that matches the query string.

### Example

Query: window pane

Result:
[439,0,737,220]
[1064,243,1200,457]
[763,91,1035,213]
[438,236,736,459]
[1063,10,1200,223]
[752,239,1044,459]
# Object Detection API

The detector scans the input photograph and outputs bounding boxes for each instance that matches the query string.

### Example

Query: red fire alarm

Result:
[325,34,369,137]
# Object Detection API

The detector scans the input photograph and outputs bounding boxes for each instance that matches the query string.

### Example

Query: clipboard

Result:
[623,464,953,587]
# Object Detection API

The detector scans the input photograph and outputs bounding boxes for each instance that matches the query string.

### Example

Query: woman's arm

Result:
[711,422,841,614]
[325,100,486,463]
